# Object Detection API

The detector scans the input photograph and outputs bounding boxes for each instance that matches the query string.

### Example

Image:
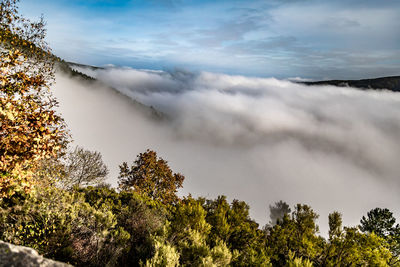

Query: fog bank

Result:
[53,67,400,234]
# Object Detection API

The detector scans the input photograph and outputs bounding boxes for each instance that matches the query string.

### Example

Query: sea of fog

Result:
[52,66,400,235]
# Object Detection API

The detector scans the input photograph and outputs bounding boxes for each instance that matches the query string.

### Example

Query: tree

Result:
[266,204,324,266]
[117,194,166,266]
[61,146,109,189]
[360,208,400,265]
[360,208,397,237]
[269,200,291,226]
[324,228,392,266]
[328,211,342,240]
[118,150,184,204]
[0,0,67,199]
[167,196,234,266]
[144,236,180,267]
[203,196,270,266]
[319,211,395,266]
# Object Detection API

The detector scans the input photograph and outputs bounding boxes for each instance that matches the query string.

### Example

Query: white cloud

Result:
[20,0,400,78]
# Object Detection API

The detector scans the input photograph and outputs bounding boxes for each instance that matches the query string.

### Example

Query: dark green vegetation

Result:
[2,154,400,266]
[1,0,400,266]
[302,76,400,92]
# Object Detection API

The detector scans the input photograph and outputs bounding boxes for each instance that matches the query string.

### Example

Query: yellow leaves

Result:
[0,168,35,199]
[5,110,15,121]
[0,101,20,123]
[1,2,68,200]
[0,50,68,200]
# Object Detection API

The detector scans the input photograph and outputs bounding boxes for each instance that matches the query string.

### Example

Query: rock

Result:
[0,240,72,267]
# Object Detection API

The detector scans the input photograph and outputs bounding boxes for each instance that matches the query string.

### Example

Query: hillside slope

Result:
[55,60,165,121]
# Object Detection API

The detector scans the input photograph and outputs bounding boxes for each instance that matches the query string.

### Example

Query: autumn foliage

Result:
[0,0,67,198]
[119,150,184,204]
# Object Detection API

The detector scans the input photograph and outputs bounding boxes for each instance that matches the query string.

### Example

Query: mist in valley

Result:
[53,67,400,234]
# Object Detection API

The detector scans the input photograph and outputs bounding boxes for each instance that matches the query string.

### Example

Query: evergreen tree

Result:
[360,208,397,237]
[360,208,400,264]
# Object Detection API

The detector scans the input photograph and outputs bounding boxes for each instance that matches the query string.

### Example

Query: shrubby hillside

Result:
[1,1,400,266]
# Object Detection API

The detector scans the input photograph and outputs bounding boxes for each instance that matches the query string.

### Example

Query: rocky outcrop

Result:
[0,241,72,267]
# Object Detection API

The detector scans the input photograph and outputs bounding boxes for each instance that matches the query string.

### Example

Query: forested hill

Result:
[66,61,105,71]
[301,75,400,92]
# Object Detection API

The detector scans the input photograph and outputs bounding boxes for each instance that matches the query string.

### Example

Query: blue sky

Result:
[19,0,400,79]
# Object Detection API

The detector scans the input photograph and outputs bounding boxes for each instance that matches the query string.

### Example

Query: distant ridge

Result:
[65,60,400,93]
[66,61,105,70]
[301,76,400,92]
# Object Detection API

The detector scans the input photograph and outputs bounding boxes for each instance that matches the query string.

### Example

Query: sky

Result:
[19,0,400,79]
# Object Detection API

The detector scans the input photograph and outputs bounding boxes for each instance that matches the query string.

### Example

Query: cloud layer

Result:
[54,67,400,234]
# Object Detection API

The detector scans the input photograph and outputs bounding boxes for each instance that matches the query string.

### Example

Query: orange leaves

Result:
[0,52,66,198]
[0,0,68,200]
[118,150,185,205]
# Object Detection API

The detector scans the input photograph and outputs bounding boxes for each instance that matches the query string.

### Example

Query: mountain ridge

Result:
[301,75,400,92]
[65,61,400,92]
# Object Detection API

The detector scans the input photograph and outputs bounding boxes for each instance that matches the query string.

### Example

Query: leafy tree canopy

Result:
[0,0,68,200]
[118,150,184,205]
